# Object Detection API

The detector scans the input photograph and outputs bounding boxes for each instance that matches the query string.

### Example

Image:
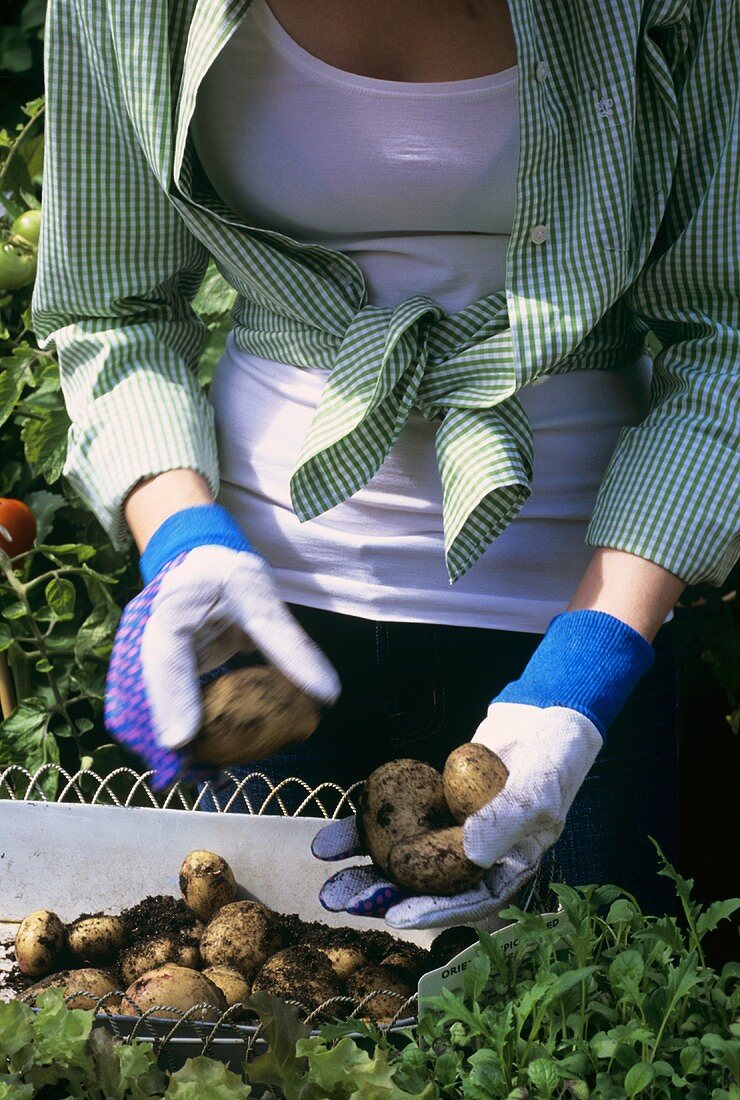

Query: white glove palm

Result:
[140,544,341,750]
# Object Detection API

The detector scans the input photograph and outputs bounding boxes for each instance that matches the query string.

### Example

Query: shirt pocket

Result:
[572,74,636,254]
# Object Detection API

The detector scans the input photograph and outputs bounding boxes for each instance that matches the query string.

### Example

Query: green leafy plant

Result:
[0,95,237,788]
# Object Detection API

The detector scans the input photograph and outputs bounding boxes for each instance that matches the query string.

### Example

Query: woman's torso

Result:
[192,0,651,632]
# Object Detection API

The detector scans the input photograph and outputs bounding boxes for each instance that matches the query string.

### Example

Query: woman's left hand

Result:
[312,609,656,929]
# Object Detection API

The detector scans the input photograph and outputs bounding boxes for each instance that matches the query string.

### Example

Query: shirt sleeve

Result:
[30,0,219,551]
[586,0,739,587]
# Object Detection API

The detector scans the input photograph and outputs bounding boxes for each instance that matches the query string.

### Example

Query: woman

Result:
[31,0,738,928]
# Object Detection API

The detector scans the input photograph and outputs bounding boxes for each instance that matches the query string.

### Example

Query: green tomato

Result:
[0,241,37,290]
[10,208,42,248]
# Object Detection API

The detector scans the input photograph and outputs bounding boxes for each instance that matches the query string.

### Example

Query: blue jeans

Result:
[199,606,679,915]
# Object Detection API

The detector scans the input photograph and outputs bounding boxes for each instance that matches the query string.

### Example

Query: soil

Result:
[277,911,425,971]
[426,925,479,971]
[119,894,199,946]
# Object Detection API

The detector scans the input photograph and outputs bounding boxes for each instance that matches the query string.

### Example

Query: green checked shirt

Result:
[31,0,739,584]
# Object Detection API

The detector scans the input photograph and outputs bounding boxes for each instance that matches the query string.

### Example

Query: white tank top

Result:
[192,0,651,632]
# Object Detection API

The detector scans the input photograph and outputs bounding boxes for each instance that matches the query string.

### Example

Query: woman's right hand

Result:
[104,502,341,789]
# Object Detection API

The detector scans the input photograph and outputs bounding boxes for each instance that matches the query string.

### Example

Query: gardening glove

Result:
[313,609,654,929]
[104,502,340,790]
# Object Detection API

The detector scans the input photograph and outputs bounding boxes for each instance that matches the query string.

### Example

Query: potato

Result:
[347,963,414,1025]
[314,942,367,981]
[14,909,66,977]
[442,742,508,823]
[21,968,121,1010]
[379,942,428,982]
[192,665,320,767]
[179,850,236,922]
[387,825,486,895]
[203,965,252,1014]
[67,915,125,966]
[120,935,201,988]
[120,964,227,1021]
[200,900,282,979]
[252,945,342,1010]
[357,759,454,875]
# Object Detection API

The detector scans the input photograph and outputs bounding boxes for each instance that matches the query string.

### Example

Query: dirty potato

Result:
[67,915,125,967]
[120,964,227,1021]
[202,965,251,1014]
[179,850,236,922]
[200,900,282,980]
[315,942,367,981]
[442,742,508,822]
[192,666,320,767]
[347,963,415,1025]
[357,759,453,875]
[14,909,66,977]
[21,967,121,1010]
[387,825,486,895]
[119,934,201,988]
[252,945,342,1010]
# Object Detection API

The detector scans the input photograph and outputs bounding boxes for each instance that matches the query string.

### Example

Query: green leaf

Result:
[1,600,27,620]
[609,951,645,997]
[546,966,597,1006]
[527,1057,561,1093]
[0,1080,34,1100]
[115,1040,168,1096]
[45,576,76,620]
[0,26,33,72]
[0,353,31,428]
[463,952,490,1003]
[25,489,66,545]
[0,998,34,1058]
[75,575,120,666]
[243,991,310,1096]
[624,1062,655,1097]
[21,0,48,32]
[696,899,740,939]
[20,401,70,483]
[164,1056,251,1098]
[0,698,58,796]
[606,900,637,926]
[680,1040,704,1077]
[31,988,93,1065]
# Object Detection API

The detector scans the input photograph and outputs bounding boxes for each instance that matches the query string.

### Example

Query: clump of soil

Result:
[120,895,199,946]
[427,925,479,971]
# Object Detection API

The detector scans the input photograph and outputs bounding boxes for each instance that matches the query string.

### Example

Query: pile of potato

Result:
[359,742,509,894]
[13,849,425,1026]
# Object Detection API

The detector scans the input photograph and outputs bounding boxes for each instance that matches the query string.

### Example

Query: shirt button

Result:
[529,224,548,245]
[535,61,549,83]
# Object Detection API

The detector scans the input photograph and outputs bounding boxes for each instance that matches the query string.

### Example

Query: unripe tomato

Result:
[0,499,37,557]
[10,209,42,248]
[0,241,37,290]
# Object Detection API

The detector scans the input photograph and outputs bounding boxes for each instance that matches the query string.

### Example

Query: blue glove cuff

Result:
[493,609,655,737]
[139,503,254,585]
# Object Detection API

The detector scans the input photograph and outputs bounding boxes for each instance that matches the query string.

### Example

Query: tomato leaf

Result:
[0,697,58,796]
